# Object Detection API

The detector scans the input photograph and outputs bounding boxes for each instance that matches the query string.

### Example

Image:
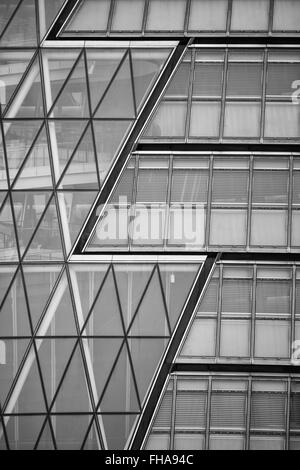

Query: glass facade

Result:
[0,0,300,451]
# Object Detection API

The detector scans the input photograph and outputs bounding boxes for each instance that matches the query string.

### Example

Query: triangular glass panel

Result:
[35,270,77,337]
[36,418,55,450]
[5,55,44,118]
[99,343,140,414]
[89,338,123,401]
[47,120,88,180]
[13,125,52,189]
[39,0,67,41]
[129,337,167,405]
[0,421,8,450]
[12,191,52,256]
[86,49,125,113]
[0,138,8,190]
[0,269,31,337]
[57,191,98,255]
[128,268,169,336]
[0,264,17,307]
[82,420,101,450]
[22,264,62,330]
[0,49,35,114]
[93,120,132,183]
[54,414,94,450]
[85,269,124,336]
[23,195,64,261]
[2,120,43,183]
[4,414,47,450]
[0,196,19,261]
[0,0,19,37]
[159,263,200,331]
[7,346,47,414]
[68,264,110,327]
[52,343,92,413]
[58,124,99,190]
[114,264,154,330]
[100,414,139,450]
[0,0,37,47]
[131,48,171,111]
[0,339,30,407]
[51,54,89,118]
[95,54,135,119]
[35,338,77,406]
[41,49,81,112]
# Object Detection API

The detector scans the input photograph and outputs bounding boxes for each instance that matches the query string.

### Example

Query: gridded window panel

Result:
[220,319,251,357]
[264,103,300,138]
[292,211,300,246]
[146,434,169,450]
[230,0,269,31]
[209,434,245,450]
[146,0,187,31]
[174,433,205,450]
[252,171,289,204]
[209,209,247,246]
[189,102,221,138]
[293,172,300,204]
[188,0,228,31]
[250,435,285,450]
[211,170,249,204]
[136,169,169,202]
[210,392,246,429]
[267,63,300,97]
[167,206,206,247]
[165,63,190,97]
[193,64,223,97]
[153,390,173,428]
[222,279,252,313]
[250,210,287,246]
[254,320,290,358]
[250,393,286,430]
[226,63,263,97]
[175,391,207,428]
[224,102,261,138]
[273,0,300,31]
[289,436,300,450]
[256,280,291,314]
[170,170,208,203]
[145,102,187,138]
[111,0,145,31]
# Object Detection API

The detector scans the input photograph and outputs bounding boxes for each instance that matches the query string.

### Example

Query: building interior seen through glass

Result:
[0,0,300,451]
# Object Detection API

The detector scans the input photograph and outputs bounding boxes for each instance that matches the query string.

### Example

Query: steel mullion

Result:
[251,265,257,360]
[287,155,293,250]
[247,154,254,249]
[205,153,213,248]
[170,375,177,450]
[260,48,268,142]
[245,376,252,449]
[184,48,195,141]
[269,0,275,34]
[286,376,291,450]
[157,265,172,337]
[219,48,228,141]
[226,0,233,36]
[184,0,191,35]
[107,0,115,36]
[128,49,138,118]
[291,265,296,357]
[205,376,212,450]
[216,263,223,358]
[163,154,172,250]
[142,0,150,35]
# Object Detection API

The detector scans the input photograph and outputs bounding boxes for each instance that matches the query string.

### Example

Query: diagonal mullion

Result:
[157,265,172,337]
[92,49,128,118]
[128,49,138,118]
[0,403,10,450]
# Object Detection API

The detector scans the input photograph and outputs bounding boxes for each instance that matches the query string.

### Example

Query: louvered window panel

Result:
[110,169,134,203]
[136,169,168,202]
[290,393,300,430]
[210,393,246,429]
[250,393,286,430]
[211,170,249,204]
[171,170,208,203]
[252,171,289,204]
[296,282,300,315]
[221,279,252,313]
[198,279,219,313]
[165,63,190,97]
[293,172,300,204]
[153,391,172,428]
[227,63,263,97]
[193,64,223,97]
[175,391,207,428]
[256,280,290,314]
[267,64,300,96]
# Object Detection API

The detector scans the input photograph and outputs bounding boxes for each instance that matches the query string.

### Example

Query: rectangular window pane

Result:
[210,392,246,429]
[66,0,110,31]
[292,210,300,246]
[251,393,286,429]
[193,64,223,97]
[273,0,300,31]
[256,280,290,314]
[136,169,168,202]
[224,102,261,138]
[211,170,249,203]
[171,170,208,203]
[190,102,221,137]
[146,0,186,31]
[111,0,145,31]
[222,279,252,313]
[267,63,300,97]
[220,319,250,357]
[264,103,300,138]
[132,205,166,245]
[180,319,217,357]
[227,63,263,97]
[231,0,269,31]
[174,434,205,450]
[210,209,247,246]
[168,206,206,247]
[250,435,285,450]
[209,435,245,450]
[175,391,207,428]
[188,0,228,31]
[145,102,187,137]
[293,173,300,204]
[254,320,290,358]
[252,171,289,204]
[250,210,287,246]
[165,63,190,97]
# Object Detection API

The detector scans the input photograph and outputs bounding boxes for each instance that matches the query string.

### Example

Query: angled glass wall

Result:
[144,373,300,450]
[61,0,300,37]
